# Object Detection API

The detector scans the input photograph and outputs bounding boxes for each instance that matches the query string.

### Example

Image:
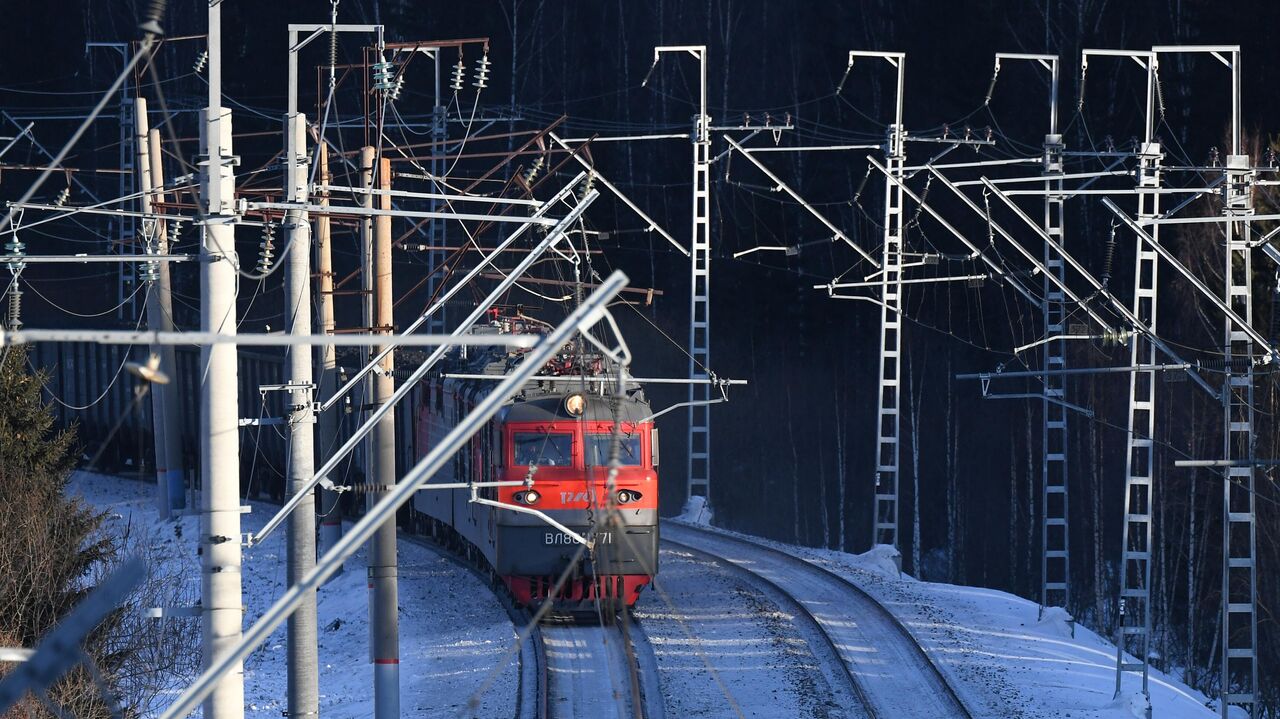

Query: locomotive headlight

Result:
[564,392,586,417]
[515,490,540,505]
[616,489,642,504]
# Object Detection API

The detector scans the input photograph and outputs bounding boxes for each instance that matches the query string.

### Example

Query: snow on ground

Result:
[71,472,518,718]
[68,470,1234,719]
[674,521,1231,719]
[674,495,713,526]
[633,544,858,718]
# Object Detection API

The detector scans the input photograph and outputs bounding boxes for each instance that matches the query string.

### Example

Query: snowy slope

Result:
[672,521,1232,719]
[71,468,1233,719]
[70,472,518,718]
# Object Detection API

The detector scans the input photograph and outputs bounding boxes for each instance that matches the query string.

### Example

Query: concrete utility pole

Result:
[370,155,399,717]
[199,2,245,716]
[360,147,376,502]
[283,106,319,716]
[315,142,343,570]
[149,125,186,512]
[135,98,183,518]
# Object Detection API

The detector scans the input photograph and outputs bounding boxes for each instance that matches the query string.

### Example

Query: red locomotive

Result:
[411,311,659,615]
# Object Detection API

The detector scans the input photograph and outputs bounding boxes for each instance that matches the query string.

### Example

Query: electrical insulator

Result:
[389,75,405,102]
[450,56,466,92]
[1101,328,1133,347]
[256,223,276,274]
[473,52,491,89]
[5,285,21,331]
[1208,146,1221,167]
[140,258,160,283]
[4,236,25,273]
[1100,222,1117,289]
[54,187,70,207]
[372,59,395,93]
[193,49,208,74]
[523,156,543,185]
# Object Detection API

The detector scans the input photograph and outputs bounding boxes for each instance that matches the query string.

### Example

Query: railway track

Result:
[540,614,659,719]
[663,522,973,719]
[402,531,664,719]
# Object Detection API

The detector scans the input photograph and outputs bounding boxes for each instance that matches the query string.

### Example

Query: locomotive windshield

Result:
[512,432,573,466]
[586,434,642,466]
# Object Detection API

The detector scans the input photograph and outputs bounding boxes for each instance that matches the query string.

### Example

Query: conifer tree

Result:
[0,348,116,718]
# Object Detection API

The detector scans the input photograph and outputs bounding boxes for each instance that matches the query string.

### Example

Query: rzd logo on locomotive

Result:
[559,490,597,504]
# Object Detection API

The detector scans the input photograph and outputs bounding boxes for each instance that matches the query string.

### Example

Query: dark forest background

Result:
[0,0,1277,711]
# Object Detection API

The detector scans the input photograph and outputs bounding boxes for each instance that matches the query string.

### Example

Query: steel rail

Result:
[665,523,974,719]
[661,535,877,719]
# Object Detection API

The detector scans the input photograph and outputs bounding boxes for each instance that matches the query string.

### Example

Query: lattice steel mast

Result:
[1212,45,1258,719]
[854,51,907,555]
[994,51,1071,618]
[1081,47,1163,705]
[652,45,712,504]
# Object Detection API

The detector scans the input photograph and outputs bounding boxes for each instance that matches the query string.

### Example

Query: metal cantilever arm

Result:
[979,179,1218,397]
[158,271,632,719]
[929,168,1116,332]
[725,135,879,268]
[866,156,1039,305]
[1102,197,1276,362]
[639,383,730,424]
[249,189,600,547]
[980,391,1095,418]
[321,173,587,411]
[549,132,689,257]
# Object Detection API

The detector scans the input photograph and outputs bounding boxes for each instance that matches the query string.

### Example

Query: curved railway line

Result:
[540,616,658,719]
[662,522,973,719]
[402,531,663,719]
[659,536,874,718]
[106,476,970,718]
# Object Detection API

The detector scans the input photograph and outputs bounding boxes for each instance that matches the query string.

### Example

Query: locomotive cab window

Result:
[586,434,642,466]
[512,432,573,466]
